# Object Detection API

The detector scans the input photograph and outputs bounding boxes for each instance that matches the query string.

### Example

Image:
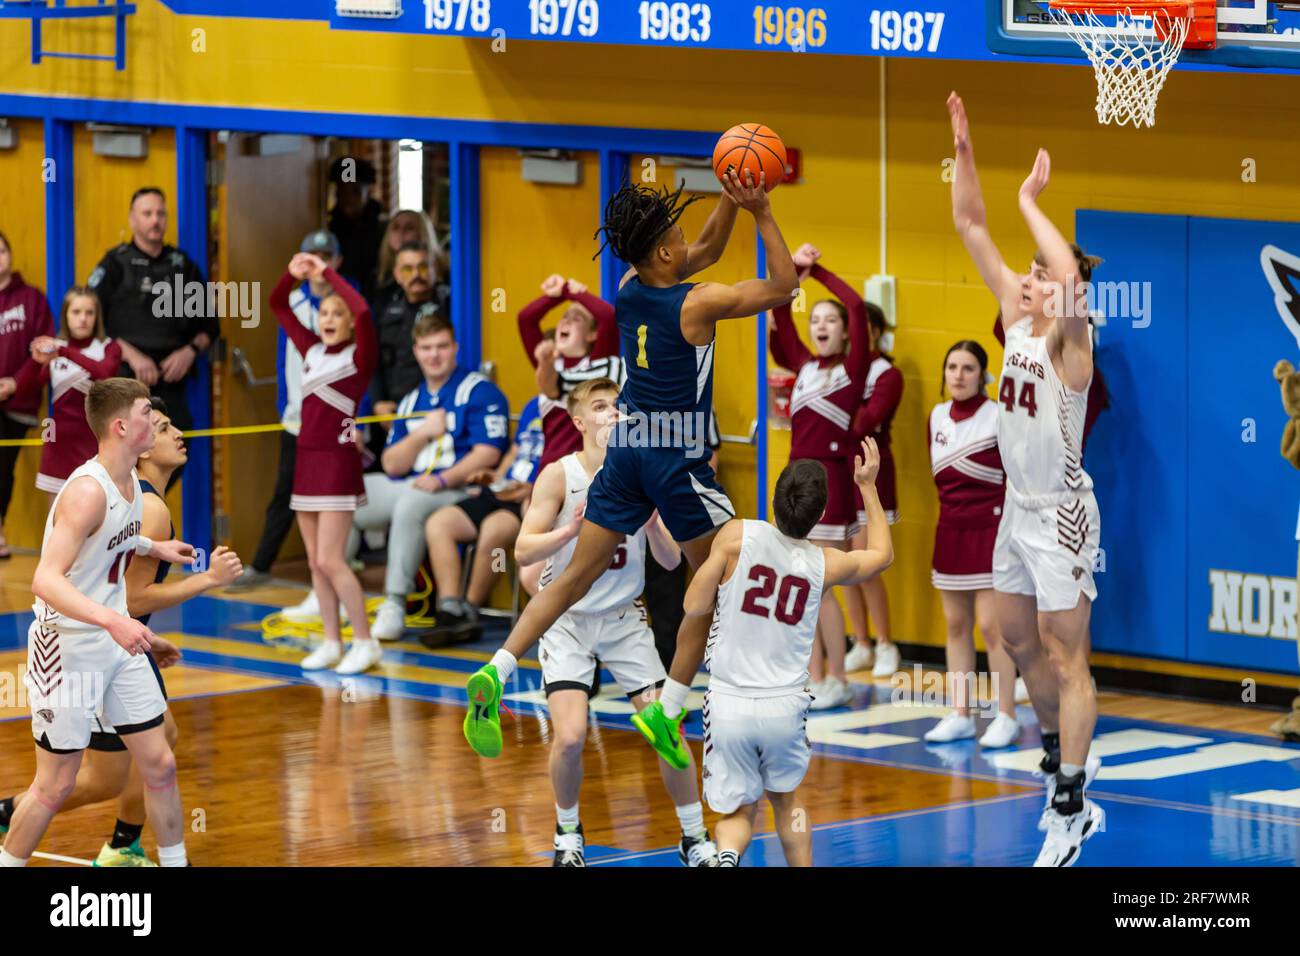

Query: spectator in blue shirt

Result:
[420,396,544,644]
[359,313,509,639]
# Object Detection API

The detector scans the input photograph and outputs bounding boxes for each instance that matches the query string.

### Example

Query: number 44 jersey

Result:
[705,520,826,697]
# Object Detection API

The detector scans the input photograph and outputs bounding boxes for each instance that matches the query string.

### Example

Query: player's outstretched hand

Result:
[1019,148,1051,206]
[206,546,243,588]
[853,437,881,486]
[947,91,970,153]
[108,615,154,657]
[566,278,588,296]
[541,273,566,297]
[154,539,197,568]
[722,168,770,216]
[150,635,182,668]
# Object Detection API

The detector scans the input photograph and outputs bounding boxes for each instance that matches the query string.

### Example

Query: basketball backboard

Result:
[988,0,1300,69]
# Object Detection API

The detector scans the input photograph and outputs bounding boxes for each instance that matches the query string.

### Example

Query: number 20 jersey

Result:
[997,317,1094,499]
[706,520,826,697]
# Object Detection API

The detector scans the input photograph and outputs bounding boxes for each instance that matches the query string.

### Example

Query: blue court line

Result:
[587,790,1044,866]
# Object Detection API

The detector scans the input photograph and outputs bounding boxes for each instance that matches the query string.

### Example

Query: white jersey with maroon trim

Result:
[997,318,1093,499]
[538,452,645,615]
[706,520,826,698]
[33,458,143,638]
[48,337,111,405]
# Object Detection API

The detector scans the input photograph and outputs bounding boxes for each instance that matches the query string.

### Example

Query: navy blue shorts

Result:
[585,443,735,543]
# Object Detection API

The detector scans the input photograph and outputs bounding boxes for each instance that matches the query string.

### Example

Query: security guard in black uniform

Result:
[87,187,218,433]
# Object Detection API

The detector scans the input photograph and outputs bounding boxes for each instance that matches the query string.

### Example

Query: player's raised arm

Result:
[513,461,579,567]
[682,170,798,331]
[823,439,894,587]
[31,477,153,654]
[1018,149,1094,387]
[682,189,741,279]
[948,92,1021,328]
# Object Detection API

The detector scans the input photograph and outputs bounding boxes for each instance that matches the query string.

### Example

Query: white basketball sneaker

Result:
[871,641,901,678]
[1014,677,1030,703]
[283,590,350,625]
[978,713,1021,749]
[1034,798,1105,867]
[301,641,343,671]
[336,639,383,675]
[1039,755,1102,832]
[924,712,976,743]
[370,599,407,642]
[809,677,853,710]
[843,640,875,673]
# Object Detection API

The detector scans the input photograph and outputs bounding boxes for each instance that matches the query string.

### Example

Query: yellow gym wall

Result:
[6,6,1300,642]
[478,147,602,411]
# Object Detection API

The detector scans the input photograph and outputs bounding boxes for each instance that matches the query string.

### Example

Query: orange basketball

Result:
[713,124,787,192]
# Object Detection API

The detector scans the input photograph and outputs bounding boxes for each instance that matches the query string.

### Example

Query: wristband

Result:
[186,342,201,356]
[435,474,447,490]
[135,535,154,557]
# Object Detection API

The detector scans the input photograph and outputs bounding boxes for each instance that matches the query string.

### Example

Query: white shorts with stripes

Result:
[702,688,813,814]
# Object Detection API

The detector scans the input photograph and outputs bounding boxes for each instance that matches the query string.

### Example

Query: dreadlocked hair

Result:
[593,181,704,264]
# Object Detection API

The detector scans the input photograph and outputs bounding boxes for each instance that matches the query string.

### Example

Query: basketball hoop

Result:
[1048,1,1217,128]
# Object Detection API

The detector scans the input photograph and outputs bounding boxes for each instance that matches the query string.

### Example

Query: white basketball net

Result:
[1050,6,1192,129]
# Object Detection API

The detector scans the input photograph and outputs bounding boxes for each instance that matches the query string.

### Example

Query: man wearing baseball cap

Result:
[229,230,347,590]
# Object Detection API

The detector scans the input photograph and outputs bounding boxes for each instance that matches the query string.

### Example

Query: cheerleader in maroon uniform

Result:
[924,340,1020,748]
[271,253,381,675]
[518,273,621,471]
[14,288,121,504]
[846,299,905,679]
[769,244,870,710]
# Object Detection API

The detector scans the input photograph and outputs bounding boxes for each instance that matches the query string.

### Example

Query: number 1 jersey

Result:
[706,520,826,697]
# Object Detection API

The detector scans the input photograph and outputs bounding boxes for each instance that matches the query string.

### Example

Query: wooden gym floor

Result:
[0,554,1296,866]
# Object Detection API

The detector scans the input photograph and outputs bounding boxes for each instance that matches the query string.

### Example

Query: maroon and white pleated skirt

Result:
[931,522,998,591]
[290,445,367,512]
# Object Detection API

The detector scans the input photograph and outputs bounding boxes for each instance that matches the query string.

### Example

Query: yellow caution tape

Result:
[0,412,427,447]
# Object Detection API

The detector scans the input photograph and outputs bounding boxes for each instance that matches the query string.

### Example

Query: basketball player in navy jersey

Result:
[464,169,798,758]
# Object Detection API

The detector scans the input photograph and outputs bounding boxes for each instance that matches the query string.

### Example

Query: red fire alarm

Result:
[782,147,801,185]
